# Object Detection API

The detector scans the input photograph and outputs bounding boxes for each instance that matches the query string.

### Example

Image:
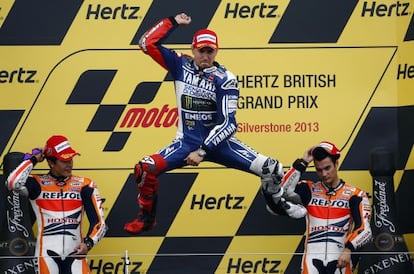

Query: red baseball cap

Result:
[192,29,218,50]
[312,141,341,158]
[44,135,80,161]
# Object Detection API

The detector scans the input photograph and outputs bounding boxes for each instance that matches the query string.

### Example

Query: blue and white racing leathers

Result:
[139,16,276,174]
[127,16,282,229]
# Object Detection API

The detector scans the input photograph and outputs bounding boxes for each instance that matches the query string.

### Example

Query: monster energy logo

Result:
[184,95,193,109]
[181,95,216,111]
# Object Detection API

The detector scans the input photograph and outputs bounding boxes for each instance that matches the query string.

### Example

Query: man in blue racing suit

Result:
[124,12,306,234]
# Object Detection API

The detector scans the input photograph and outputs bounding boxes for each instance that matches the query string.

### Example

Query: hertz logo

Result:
[89,259,142,273]
[85,4,141,20]
[190,194,244,210]
[361,1,410,17]
[0,68,37,84]
[397,63,414,79]
[224,2,279,18]
[227,258,282,273]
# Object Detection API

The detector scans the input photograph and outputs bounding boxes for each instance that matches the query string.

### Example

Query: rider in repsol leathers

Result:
[6,135,106,274]
[266,141,372,274]
[123,12,307,234]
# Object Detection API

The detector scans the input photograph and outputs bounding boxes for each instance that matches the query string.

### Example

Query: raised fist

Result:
[175,13,191,25]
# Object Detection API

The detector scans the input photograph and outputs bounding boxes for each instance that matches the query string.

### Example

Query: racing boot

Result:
[124,160,160,234]
[282,191,303,205]
[261,158,284,195]
[124,193,157,234]
[264,191,307,219]
[279,197,307,219]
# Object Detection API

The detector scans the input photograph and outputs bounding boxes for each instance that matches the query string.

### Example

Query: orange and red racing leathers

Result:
[282,159,372,274]
[6,158,106,274]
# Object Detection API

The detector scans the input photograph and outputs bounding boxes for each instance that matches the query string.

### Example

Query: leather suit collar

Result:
[322,179,344,195]
[48,172,69,186]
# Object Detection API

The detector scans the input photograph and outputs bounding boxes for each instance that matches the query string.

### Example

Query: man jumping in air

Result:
[124,13,306,234]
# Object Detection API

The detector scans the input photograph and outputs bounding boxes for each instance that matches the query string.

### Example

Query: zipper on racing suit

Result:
[325,191,332,264]
[60,188,65,256]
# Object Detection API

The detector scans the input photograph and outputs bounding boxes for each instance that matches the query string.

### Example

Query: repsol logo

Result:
[309,198,349,208]
[227,257,281,273]
[224,2,279,18]
[86,4,140,20]
[89,259,142,274]
[361,1,410,17]
[0,68,37,83]
[120,104,178,128]
[190,194,244,210]
[41,192,81,199]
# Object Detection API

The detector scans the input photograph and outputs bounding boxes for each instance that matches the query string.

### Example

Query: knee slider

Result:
[134,154,167,184]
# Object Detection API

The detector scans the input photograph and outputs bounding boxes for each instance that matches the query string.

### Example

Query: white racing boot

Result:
[281,198,307,219]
